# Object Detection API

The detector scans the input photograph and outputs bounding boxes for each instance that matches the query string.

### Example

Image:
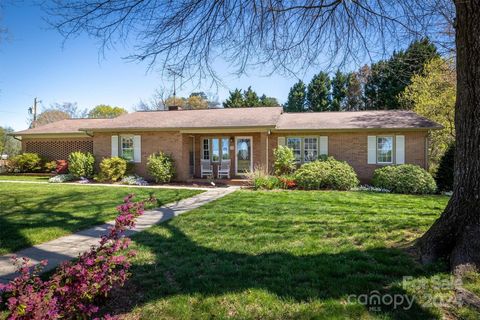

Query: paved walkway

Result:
[0,179,213,191]
[0,186,239,283]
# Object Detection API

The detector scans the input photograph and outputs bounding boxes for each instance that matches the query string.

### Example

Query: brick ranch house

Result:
[12,107,441,182]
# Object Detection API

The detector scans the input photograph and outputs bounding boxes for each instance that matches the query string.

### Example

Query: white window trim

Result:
[286,137,302,163]
[202,137,230,162]
[235,136,253,175]
[120,135,135,162]
[376,135,394,164]
[286,136,322,164]
[303,136,319,163]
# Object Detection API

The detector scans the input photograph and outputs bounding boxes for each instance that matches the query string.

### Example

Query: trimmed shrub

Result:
[68,152,95,178]
[147,152,175,183]
[44,160,57,173]
[294,157,359,190]
[372,164,437,194]
[273,146,296,175]
[98,157,127,182]
[436,144,455,192]
[7,153,43,173]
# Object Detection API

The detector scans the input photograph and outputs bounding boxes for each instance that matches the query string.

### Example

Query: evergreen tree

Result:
[223,89,245,108]
[436,143,455,192]
[259,95,279,107]
[364,38,439,110]
[331,70,348,111]
[307,72,331,112]
[284,80,306,112]
[243,86,260,107]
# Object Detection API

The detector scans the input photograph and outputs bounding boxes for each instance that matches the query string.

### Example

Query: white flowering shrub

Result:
[121,175,149,186]
[48,174,77,183]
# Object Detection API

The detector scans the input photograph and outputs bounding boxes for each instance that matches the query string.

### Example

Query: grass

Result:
[0,182,202,255]
[0,174,51,181]
[103,190,479,319]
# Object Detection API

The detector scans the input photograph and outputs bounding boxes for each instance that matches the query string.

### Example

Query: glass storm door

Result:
[235,137,252,175]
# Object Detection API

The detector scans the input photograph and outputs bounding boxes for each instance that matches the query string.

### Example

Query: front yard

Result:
[103,190,479,319]
[0,182,202,255]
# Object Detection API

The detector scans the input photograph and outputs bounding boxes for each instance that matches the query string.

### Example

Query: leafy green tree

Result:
[259,95,279,107]
[399,57,456,171]
[365,38,439,110]
[284,80,306,112]
[223,89,244,108]
[88,104,128,118]
[0,126,21,157]
[331,70,349,111]
[307,72,331,111]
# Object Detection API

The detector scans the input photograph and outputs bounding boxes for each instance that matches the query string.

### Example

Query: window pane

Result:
[121,137,134,161]
[287,137,301,162]
[304,137,318,162]
[203,139,210,160]
[377,137,393,163]
[212,138,220,162]
[221,138,230,160]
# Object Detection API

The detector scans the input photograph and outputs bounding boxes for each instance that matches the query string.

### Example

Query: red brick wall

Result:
[269,131,428,183]
[92,131,190,181]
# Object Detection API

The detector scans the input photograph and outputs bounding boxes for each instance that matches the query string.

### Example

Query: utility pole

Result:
[167,67,183,108]
[28,97,40,128]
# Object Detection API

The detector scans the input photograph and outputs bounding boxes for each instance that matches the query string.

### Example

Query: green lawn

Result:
[0,182,202,255]
[0,174,51,181]
[103,190,479,319]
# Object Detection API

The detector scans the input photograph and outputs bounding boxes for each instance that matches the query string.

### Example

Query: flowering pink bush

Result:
[0,194,153,320]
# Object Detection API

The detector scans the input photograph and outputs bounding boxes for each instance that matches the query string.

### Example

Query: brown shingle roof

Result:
[13,118,109,135]
[12,108,441,135]
[275,110,442,130]
[79,107,283,131]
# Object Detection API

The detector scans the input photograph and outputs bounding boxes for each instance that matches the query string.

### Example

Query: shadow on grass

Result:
[106,222,439,319]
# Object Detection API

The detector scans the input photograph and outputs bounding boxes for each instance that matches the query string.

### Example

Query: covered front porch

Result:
[180,129,272,180]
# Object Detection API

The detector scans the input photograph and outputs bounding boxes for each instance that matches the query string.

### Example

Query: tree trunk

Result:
[417,0,480,273]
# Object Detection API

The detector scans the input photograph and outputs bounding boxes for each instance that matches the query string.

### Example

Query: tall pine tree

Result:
[307,72,331,112]
[223,89,244,108]
[284,80,306,112]
[364,38,439,110]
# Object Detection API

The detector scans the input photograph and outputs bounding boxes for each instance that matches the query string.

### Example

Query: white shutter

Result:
[367,136,377,164]
[395,135,405,164]
[133,135,142,163]
[111,135,119,157]
[278,137,286,146]
[319,136,328,155]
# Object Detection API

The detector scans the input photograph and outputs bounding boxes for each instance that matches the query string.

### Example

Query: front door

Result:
[235,136,252,175]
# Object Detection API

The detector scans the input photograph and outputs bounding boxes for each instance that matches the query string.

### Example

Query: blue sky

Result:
[0,2,365,131]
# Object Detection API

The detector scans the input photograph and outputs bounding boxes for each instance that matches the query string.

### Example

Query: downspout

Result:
[266,130,270,173]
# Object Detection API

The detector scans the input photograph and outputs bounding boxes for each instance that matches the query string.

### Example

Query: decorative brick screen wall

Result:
[24,139,93,160]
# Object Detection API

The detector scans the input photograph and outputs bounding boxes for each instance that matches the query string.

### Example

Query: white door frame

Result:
[235,136,253,175]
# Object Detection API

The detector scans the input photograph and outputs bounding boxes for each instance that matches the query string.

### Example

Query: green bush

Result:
[372,164,437,194]
[97,157,127,182]
[7,153,43,173]
[44,161,57,173]
[147,152,175,183]
[68,152,95,178]
[436,144,454,192]
[294,157,359,190]
[273,146,297,175]
[245,166,281,190]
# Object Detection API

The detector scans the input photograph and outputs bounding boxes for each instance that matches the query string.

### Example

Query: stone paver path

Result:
[0,186,238,283]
